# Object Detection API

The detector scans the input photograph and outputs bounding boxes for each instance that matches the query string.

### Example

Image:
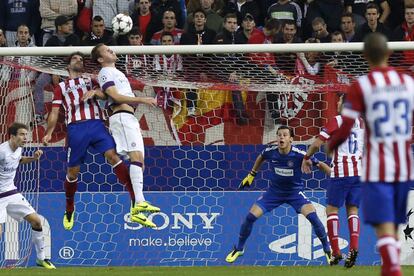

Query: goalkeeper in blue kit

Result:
[226,126,332,263]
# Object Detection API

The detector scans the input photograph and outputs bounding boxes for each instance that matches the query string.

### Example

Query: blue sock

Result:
[236,213,258,251]
[306,212,330,253]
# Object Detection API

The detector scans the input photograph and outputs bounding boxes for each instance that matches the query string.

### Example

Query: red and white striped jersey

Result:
[341,67,414,182]
[319,115,364,178]
[52,77,105,125]
[153,54,183,75]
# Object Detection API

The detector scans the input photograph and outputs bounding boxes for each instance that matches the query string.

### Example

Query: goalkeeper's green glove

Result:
[238,171,257,190]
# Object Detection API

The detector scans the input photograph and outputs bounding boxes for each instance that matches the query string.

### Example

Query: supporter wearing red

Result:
[81,16,115,46]
[235,13,261,44]
[295,38,325,77]
[150,10,183,45]
[267,0,302,30]
[391,5,414,66]
[340,12,356,42]
[39,0,78,45]
[131,0,159,44]
[312,17,330,43]
[0,0,41,47]
[352,3,391,42]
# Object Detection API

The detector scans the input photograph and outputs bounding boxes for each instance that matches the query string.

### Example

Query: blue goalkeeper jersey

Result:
[260,145,319,192]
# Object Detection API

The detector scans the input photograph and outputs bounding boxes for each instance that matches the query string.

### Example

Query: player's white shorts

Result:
[0,193,36,223]
[109,111,145,157]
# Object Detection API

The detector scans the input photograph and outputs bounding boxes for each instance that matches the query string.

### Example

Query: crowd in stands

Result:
[0,0,413,125]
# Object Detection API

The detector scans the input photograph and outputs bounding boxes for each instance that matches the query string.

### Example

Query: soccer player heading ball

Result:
[329,32,414,276]
[226,125,332,264]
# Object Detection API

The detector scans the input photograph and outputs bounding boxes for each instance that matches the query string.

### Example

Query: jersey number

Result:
[373,99,410,138]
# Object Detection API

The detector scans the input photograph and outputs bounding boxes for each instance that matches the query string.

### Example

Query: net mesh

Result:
[1,45,412,266]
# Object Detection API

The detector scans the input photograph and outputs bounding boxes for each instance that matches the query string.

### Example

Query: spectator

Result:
[14,25,35,47]
[267,0,302,30]
[214,13,248,125]
[131,0,159,44]
[345,0,390,27]
[39,0,78,45]
[45,15,80,46]
[0,0,41,47]
[235,13,261,44]
[82,16,115,45]
[153,32,183,111]
[231,0,263,27]
[295,38,324,76]
[391,5,414,67]
[151,0,184,29]
[304,0,343,38]
[340,12,356,42]
[330,30,345,43]
[248,18,280,44]
[85,0,130,31]
[312,17,330,42]
[180,9,216,116]
[0,28,6,47]
[10,25,37,82]
[187,0,224,34]
[274,20,302,75]
[151,10,183,45]
[352,3,391,42]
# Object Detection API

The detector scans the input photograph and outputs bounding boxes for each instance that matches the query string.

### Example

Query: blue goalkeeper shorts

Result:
[326,176,361,208]
[66,120,116,167]
[362,181,412,225]
[255,188,311,214]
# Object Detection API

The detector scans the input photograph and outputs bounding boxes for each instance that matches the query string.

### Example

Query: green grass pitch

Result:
[2,266,414,276]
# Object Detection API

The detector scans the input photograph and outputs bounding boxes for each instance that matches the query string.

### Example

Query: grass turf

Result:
[2,266,414,276]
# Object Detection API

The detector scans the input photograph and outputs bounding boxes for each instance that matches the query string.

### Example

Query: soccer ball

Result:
[111,14,133,35]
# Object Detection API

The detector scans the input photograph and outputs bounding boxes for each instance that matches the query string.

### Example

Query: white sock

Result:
[130,163,145,203]
[32,228,45,260]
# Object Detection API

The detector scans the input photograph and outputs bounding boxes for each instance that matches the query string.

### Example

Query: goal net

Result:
[1,42,413,267]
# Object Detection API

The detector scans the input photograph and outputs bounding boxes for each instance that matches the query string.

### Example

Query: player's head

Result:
[91,43,117,65]
[67,51,84,72]
[363,32,390,66]
[276,125,294,149]
[8,122,28,147]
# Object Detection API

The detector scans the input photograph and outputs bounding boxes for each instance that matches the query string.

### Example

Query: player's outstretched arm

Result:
[302,137,324,174]
[316,161,331,176]
[20,150,43,164]
[105,86,157,107]
[239,155,264,190]
[42,106,60,146]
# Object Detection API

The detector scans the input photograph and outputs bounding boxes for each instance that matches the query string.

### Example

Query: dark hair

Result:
[283,20,296,29]
[8,122,28,137]
[193,8,206,18]
[67,51,84,65]
[17,24,31,34]
[330,31,345,41]
[312,17,326,26]
[128,27,142,37]
[264,18,280,31]
[363,32,389,65]
[160,31,174,41]
[341,12,354,22]
[224,13,238,22]
[91,43,105,64]
[366,3,380,13]
[93,15,104,22]
[277,125,294,137]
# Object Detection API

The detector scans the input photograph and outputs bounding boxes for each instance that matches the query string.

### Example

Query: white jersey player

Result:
[91,43,160,228]
[0,123,55,269]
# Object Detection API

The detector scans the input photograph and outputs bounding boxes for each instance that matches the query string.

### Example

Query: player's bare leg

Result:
[226,204,264,263]
[128,150,159,228]
[326,205,343,265]
[344,205,359,268]
[25,213,56,269]
[375,223,401,276]
[302,203,332,264]
[63,166,80,230]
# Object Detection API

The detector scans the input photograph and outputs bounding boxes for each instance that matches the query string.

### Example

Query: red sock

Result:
[348,215,360,251]
[327,213,340,256]
[64,177,78,213]
[113,161,135,204]
[377,236,401,276]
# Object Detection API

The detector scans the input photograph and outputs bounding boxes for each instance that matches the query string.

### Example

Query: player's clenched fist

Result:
[238,171,257,190]
[34,150,44,160]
